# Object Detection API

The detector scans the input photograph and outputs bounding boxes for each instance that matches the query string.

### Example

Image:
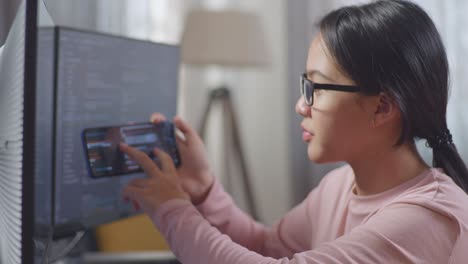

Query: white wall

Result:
[180,0,291,225]
[230,0,291,224]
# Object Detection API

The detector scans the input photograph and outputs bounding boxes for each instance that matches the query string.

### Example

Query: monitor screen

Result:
[34,26,179,238]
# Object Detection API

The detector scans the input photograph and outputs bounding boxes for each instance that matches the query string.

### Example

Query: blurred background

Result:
[1,0,467,235]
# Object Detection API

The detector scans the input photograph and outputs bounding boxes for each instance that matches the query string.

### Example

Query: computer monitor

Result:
[34,26,180,239]
[0,0,37,263]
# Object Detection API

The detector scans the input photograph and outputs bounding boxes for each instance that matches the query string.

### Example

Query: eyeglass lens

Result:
[301,76,313,106]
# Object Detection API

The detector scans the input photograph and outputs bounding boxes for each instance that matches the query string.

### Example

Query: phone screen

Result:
[82,121,181,178]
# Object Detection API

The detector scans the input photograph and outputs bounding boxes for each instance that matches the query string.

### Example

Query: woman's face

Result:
[296,34,377,163]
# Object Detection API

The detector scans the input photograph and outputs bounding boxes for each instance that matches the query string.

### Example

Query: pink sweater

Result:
[152,166,468,263]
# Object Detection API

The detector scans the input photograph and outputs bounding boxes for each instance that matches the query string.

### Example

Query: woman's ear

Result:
[373,92,399,127]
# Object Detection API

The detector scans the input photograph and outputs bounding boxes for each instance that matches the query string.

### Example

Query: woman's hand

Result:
[151,113,215,205]
[121,144,189,216]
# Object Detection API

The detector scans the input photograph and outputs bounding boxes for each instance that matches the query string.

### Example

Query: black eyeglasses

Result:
[300,73,361,106]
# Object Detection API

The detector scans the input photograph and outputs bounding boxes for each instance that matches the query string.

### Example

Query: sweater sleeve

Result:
[194,178,314,258]
[152,200,457,264]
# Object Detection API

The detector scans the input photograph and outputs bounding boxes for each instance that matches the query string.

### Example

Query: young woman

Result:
[121,0,468,263]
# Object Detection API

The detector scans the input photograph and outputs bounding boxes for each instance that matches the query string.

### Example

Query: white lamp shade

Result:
[181,10,269,67]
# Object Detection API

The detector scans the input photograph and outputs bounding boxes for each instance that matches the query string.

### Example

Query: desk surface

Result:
[82,251,179,264]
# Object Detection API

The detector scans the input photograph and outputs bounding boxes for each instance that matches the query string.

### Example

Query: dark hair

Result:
[319,0,468,193]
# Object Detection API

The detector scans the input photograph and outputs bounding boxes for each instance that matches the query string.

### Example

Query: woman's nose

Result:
[295,96,311,117]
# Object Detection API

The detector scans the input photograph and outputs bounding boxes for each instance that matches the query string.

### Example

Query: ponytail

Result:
[433,144,468,194]
[428,129,468,193]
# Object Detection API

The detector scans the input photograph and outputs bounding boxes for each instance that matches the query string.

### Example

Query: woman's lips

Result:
[301,124,314,142]
[302,130,314,142]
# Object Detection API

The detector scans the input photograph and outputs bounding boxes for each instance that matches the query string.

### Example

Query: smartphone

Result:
[81,121,181,178]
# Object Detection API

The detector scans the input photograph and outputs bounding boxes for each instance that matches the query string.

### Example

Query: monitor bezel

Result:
[23,0,38,262]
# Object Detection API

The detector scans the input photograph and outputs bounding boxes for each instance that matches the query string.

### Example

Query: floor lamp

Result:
[181,10,269,220]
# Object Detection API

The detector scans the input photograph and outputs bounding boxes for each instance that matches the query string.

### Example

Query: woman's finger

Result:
[175,128,188,145]
[132,201,140,211]
[150,113,167,124]
[120,144,160,177]
[153,148,176,174]
[173,116,197,142]
[175,133,188,151]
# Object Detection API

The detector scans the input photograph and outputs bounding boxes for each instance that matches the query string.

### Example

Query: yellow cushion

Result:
[95,214,170,252]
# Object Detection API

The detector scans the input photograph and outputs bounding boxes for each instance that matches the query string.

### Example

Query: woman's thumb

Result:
[173,116,195,139]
